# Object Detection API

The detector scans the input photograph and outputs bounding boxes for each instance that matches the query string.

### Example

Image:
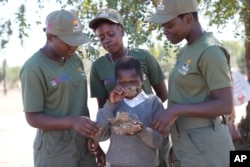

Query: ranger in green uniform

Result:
[150,0,235,166]
[88,8,170,167]
[20,10,100,167]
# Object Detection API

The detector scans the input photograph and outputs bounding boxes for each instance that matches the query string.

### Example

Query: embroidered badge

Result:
[178,58,192,75]
[99,9,109,17]
[50,75,70,87]
[73,19,81,32]
[104,78,115,85]
[157,0,165,10]
[46,22,53,30]
[78,67,86,77]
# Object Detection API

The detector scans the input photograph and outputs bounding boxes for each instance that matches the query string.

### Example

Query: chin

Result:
[167,37,183,45]
[67,53,75,57]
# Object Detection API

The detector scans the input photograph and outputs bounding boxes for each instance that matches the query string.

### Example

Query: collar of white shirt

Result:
[123,90,149,108]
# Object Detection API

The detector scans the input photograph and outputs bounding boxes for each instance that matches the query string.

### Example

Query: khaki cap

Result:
[89,8,124,29]
[150,0,198,24]
[45,9,90,46]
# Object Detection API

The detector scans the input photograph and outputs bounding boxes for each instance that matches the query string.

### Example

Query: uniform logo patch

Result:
[157,0,165,10]
[178,58,192,75]
[99,10,109,17]
[73,19,81,32]
[78,67,86,77]
[51,75,70,86]
[104,78,115,85]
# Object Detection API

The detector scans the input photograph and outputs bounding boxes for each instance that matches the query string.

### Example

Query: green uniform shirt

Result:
[168,32,232,106]
[20,50,89,117]
[90,48,165,98]
[168,32,234,167]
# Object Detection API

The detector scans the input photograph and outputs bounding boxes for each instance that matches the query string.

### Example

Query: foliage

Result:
[222,40,245,72]
[200,0,250,40]
[69,0,170,60]
[0,0,249,59]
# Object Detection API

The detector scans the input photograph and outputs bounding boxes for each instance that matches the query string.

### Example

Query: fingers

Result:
[96,146,106,167]
[153,112,172,137]
[84,126,100,138]
[153,115,165,131]
[88,138,99,154]
[109,86,126,103]
[162,127,170,137]
[73,117,100,138]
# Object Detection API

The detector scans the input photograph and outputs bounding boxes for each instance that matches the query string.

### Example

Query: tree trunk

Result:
[234,0,250,150]
[3,59,7,95]
[244,0,250,129]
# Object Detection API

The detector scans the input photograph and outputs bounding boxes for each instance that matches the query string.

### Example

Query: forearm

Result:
[94,100,116,141]
[138,127,165,149]
[25,112,73,130]
[176,97,233,118]
[153,81,168,102]
[96,100,116,126]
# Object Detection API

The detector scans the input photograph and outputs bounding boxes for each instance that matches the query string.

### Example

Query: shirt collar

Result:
[123,90,149,108]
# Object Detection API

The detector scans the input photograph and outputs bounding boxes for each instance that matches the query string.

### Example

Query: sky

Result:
[0,0,245,67]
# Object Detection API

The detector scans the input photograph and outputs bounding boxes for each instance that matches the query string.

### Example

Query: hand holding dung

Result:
[109,85,138,104]
[110,112,143,136]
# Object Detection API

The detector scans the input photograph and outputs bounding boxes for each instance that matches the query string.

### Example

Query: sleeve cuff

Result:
[138,127,152,137]
[103,100,117,112]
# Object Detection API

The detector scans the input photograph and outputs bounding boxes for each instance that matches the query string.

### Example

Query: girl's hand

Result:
[109,85,125,103]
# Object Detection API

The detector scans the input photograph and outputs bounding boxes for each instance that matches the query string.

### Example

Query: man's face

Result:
[50,35,78,58]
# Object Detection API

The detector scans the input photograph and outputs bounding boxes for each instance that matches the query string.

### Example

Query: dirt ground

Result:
[0,87,247,167]
[0,87,109,167]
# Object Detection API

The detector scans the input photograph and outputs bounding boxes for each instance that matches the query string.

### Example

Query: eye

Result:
[98,35,105,41]
[108,32,115,37]
[119,82,126,85]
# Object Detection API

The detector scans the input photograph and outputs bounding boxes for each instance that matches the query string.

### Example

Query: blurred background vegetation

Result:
[0,0,249,92]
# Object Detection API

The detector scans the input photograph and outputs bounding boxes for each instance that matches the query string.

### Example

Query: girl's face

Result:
[95,22,124,54]
[161,16,190,44]
[116,69,142,98]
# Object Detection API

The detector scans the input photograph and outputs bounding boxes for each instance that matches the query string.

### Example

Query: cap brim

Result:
[89,17,120,29]
[58,33,90,46]
[149,14,177,24]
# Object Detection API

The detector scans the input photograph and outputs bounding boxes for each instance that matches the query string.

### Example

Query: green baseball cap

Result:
[150,0,198,24]
[89,8,124,29]
[45,9,90,46]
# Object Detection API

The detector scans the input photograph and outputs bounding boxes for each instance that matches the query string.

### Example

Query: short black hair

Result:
[91,19,121,31]
[115,56,143,80]
[178,12,198,21]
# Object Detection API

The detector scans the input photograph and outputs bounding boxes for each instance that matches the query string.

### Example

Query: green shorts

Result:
[171,122,234,167]
[33,129,96,167]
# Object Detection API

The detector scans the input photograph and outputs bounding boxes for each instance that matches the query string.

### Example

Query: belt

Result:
[171,116,220,132]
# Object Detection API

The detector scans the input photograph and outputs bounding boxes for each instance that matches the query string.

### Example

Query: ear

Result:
[184,13,193,24]
[47,33,53,42]
[119,25,125,36]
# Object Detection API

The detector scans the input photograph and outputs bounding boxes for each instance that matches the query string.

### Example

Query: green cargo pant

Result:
[33,129,96,167]
[171,122,234,167]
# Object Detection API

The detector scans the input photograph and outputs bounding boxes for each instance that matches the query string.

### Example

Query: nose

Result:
[104,36,111,44]
[163,27,169,35]
[68,46,78,52]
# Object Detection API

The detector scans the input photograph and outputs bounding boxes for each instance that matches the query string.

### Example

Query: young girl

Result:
[93,56,167,167]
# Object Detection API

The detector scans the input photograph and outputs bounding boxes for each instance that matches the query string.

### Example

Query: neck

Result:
[186,22,204,45]
[41,45,65,63]
[109,47,129,63]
